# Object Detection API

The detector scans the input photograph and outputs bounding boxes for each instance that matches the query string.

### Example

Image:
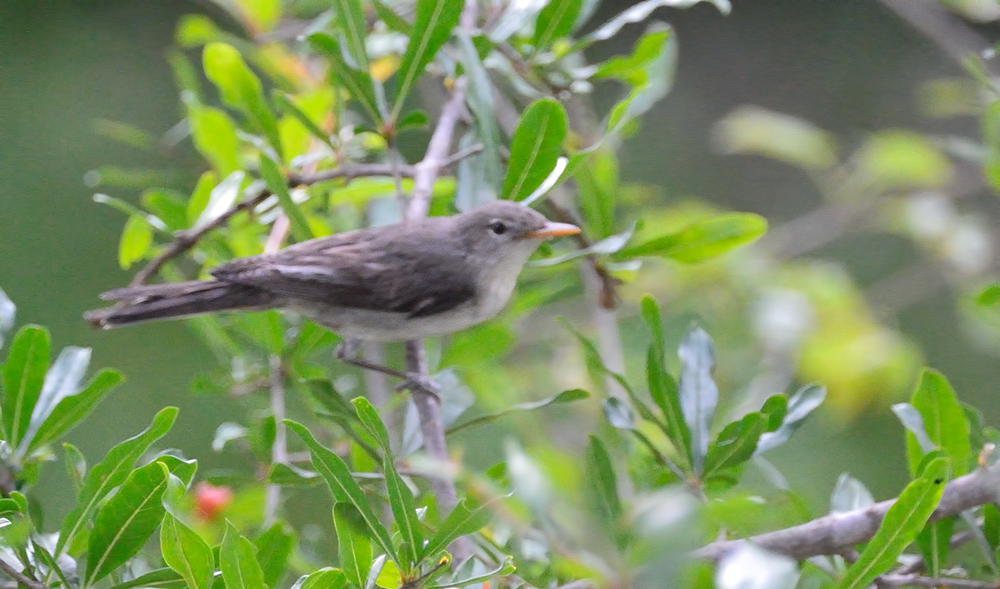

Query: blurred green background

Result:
[0,0,993,524]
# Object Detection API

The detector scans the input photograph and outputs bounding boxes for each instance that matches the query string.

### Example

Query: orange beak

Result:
[525,221,581,239]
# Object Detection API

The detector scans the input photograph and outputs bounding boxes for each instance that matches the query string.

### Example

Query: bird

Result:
[85,200,580,383]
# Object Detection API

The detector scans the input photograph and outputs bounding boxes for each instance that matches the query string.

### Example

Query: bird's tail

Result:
[84,280,275,329]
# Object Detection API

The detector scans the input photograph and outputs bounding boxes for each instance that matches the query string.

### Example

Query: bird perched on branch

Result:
[86,200,580,384]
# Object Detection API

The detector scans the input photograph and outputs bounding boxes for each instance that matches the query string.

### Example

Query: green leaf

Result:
[917,517,953,577]
[332,0,369,70]
[420,499,492,560]
[714,106,838,171]
[583,0,729,46]
[85,461,170,586]
[32,539,72,589]
[221,522,268,589]
[259,155,314,242]
[533,0,583,50]
[384,454,421,570]
[457,33,503,202]
[678,325,718,475]
[2,325,51,448]
[391,0,464,120]
[334,503,373,588]
[646,346,691,465]
[308,33,382,124]
[502,99,568,201]
[156,454,199,487]
[109,567,186,588]
[255,521,295,587]
[27,369,122,453]
[57,407,178,556]
[161,512,214,589]
[585,435,621,524]
[374,0,412,34]
[285,420,396,558]
[185,171,218,226]
[64,442,87,491]
[186,103,241,177]
[837,457,949,589]
[22,345,91,454]
[202,42,282,158]
[268,462,321,487]
[907,369,972,477]
[351,397,391,452]
[376,559,402,589]
[641,295,665,359]
[977,283,1000,307]
[118,215,154,269]
[425,557,515,589]
[620,213,768,262]
[293,567,348,589]
[597,26,676,135]
[574,148,617,238]
[755,385,825,456]
[702,412,766,478]
[273,91,335,150]
[447,389,589,435]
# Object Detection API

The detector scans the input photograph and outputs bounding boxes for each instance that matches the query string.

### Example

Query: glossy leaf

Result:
[268,462,321,487]
[57,407,178,556]
[202,42,282,157]
[85,461,170,586]
[221,522,267,589]
[2,325,51,449]
[192,171,243,232]
[391,0,464,119]
[286,421,396,558]
[603,397,636,430]
[678,325,718,474]
[259,155,313,241]
[426,557,515,589]
[420,499,492,560]
[448,389,588,434]
[308,33,382,124]
[837,457,949,589]
[255,521,295,587]
[620,213,768,262]
[503,99,568,201]
[21,345,88,448]
[334,503,373,588]
[907,369,971,477]
[533,0,583,50]
[161,512,214,589]
[755,385,826,456]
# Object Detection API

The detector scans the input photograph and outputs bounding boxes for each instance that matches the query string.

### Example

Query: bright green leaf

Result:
[118,215,154,269]
[187,103,241,177]
[391,0,464,120]
[27,369,122,453]
[259,155,314,242]
[294,567,347,589]
[109,567,186,588]
[161,512,214,589]
[255,521,295,587]
[503,99,568,201]
[308,33,383,124]
[907,369,972,477]
[702,412,766,478]
[534,0,583,50]
[420,499,492,560]
[221,522,267,589]
[2,325,51,448]
[620,213,768,262]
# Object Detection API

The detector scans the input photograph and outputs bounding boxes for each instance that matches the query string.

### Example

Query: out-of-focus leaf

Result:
[448,389,589,434]
[186,171,218,226]
[585,435,622,526]
[142,189,188,231]
[977,283,1000,306]
[2,325,50,449]
[755,385,826,456]
[110,567,186,588]
[677,326,718,475]
[641,295,665,359]
[599,24,676,135]
[203,42,282,157]
[92,119,156,150]
[232,0,281,31]
[858,130,950,190]
[646,346,690,464]
[703,412,766,478]
[259,155,313,241]
[308,33,382,124]
[273,91,335,150]
[332,0,369,70]
[57,407,178,556]
[906,369,971,477]
[85,461,170,586]
[620,213,767,262]
[530,222,634,267]
[334,503,373,588]
[255,521,295,587]
[603,397,636,430]
[837,457,948,589]
[893,403,936,455]
[374,0,411,34]
[64,442,87,491]
[585,0,730,46]
[426,557,514,589]
[27,369,122,453]
[982,101,1000,193]
[830,473,875,514]
[286,421,396,558]
[489,0,547,42]
[0,287,15,349]
[161,512,214,589]
[918,517,953,577]
[574,148,617,238]
[118,215,154,269]
[291,567,347,589]
[193,171,244,232]
[186,102,241,177]
[391,0,464,119]
[420,499,492,560]
[32,540,72,589]
[716,543,798,589]
[714,106,838,170]
[221,522,267,589]
[268,462,321,487]
[458,34,503,201]
[534,0,583,50]
[503,99,568,201]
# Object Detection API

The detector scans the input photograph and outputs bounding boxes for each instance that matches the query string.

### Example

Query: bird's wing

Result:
[210,226,477,317]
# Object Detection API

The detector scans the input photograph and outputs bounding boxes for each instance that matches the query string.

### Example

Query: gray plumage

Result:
[85,200,578,342]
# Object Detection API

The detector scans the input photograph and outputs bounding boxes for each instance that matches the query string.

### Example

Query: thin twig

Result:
[695,461,1000,562]
[441,143,484,168]
[0,558,46,589]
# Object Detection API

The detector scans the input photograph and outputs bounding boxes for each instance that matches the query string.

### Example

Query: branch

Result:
[0,558,46,589]
[694,461,1000,562]
[131,163,418,285]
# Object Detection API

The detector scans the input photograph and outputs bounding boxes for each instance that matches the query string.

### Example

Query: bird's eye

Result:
[490,221,508,235]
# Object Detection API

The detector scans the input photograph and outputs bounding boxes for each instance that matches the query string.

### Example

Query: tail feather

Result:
[85,280,275,329]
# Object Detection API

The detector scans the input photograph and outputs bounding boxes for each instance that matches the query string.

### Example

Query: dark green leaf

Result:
[285,421,396,558]
[85,461,170,586]
[448,389,589,435]
[332,0,370,70]
[533,0,583,50]
[221,522,267,589]
[28,369,122,453]
[32,539,72,589]
[255,521,295,587]
[502,99,568,201]
[110,567,186,588]
[391,0,464,119]
[57,407,178,556]
[374,0,412,34]
[703,412,766,478]
[2,325,50,448]
[585,435,621,523]
[397,110,429,131]
[420,499,492,560]
[837,457,949,589]
[678,325,718,475]
[334,503,373,588]
[259,155,314,242]
[202,42,282,158]
[161,512,214,589]
[384,454,421,570]
[907,369,971,477]
[755,385,825,456]
[917,517,953,577]
[620,213,768,262]
[308,33,382,124]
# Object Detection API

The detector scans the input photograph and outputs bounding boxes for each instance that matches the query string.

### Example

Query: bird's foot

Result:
[395,373,440,399]
[335,340,439,399]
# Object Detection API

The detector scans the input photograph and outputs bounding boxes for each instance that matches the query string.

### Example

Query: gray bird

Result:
[85,200,580,347]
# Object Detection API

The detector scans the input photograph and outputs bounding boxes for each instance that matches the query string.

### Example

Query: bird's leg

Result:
[334,341,440,398]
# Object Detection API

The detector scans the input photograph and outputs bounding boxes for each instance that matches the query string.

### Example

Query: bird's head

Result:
[455,200,580,269]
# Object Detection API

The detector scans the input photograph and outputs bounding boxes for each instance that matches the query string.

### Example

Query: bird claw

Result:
[396,373,440,399]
